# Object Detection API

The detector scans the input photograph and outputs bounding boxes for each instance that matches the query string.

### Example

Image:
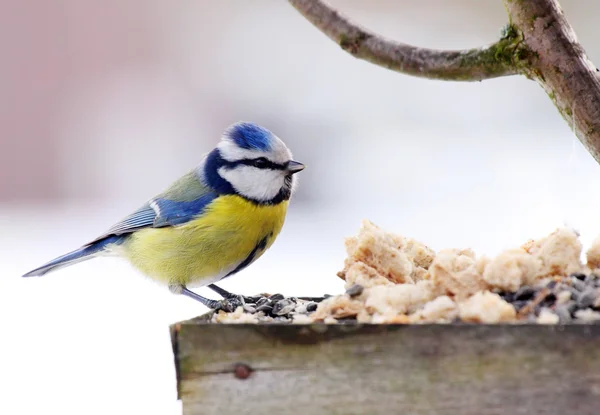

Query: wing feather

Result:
[91,170,217,242]
[104,204,157,236]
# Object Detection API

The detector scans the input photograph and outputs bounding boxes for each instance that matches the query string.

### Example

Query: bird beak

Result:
[286,160,305,174]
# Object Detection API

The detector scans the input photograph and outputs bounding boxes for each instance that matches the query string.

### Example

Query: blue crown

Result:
[226,122,273,151]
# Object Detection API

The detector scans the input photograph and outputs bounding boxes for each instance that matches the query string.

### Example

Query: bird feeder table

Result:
[170,313,600,415]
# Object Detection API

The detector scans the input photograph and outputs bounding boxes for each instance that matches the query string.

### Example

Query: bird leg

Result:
[208,284,238,299]
[169,284,239,312]
[209,284,256,305]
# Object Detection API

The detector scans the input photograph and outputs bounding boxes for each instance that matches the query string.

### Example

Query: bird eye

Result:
[253,157,269,168]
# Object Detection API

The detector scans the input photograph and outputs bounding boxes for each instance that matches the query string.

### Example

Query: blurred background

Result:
[2,0,600,413]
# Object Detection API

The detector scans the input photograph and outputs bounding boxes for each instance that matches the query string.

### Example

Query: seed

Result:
[243,305,257,314]
[269,293,285,301]
[565,286,581,301]
[572,279,587,292]
[577,288,597,309]
[574,309,600,321]
[345,284,364,297]
[554,305,572,322]
[500,292,515,303]
[294,304,308,314]
[515,286,536,301]
[256,304,274,314]
[556,290,572,304]
[511,300,528,311]
[272,299,296,316]
[540,292,556,306]
[256,297,269,306]
[306,302,318,312]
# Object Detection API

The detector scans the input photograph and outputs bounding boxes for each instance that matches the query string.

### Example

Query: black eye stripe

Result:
[233,158,286,170]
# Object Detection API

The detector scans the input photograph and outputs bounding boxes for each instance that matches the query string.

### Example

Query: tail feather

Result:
[22,235,125,277]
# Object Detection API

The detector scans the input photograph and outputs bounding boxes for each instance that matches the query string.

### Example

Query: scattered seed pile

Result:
[497,273,600,323]
[212,293,327,324]
[212,220,600,324]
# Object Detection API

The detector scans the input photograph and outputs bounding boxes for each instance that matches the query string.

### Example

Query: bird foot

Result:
[212,296,244,312]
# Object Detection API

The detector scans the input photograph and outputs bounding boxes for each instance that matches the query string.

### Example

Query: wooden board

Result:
[170,317,600,415]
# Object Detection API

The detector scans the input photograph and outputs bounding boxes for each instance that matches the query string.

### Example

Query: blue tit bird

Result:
[22,122,305,310]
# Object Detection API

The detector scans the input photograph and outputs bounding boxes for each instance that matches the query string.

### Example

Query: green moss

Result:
[339,32,369,55]
[457,23,533,77]
[500,23,517,40]
[529,14,538,27]
[564,107,573,118]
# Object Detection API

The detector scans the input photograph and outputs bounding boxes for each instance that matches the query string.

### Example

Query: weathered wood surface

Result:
[170,317,600,415]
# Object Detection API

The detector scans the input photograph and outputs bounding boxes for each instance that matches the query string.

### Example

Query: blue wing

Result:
[91,171,218,242]
[102,204,158,236]
[23,170,217,278]
[152,194,217,227]
[92,194,216,243]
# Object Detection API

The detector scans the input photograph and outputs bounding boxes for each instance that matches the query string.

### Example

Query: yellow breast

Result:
[121,195,289,287]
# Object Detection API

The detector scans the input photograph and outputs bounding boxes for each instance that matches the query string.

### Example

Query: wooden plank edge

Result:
[169,311,215,399]
[169,312,600,400]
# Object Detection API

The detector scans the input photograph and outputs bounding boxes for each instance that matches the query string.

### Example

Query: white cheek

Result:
[218,166,285,201]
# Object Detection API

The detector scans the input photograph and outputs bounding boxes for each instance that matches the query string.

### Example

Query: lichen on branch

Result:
[289,0,519,81]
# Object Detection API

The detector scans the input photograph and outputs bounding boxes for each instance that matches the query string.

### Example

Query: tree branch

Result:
[504,0,600,163]
[288,0,600,166]
[288,0,519,81]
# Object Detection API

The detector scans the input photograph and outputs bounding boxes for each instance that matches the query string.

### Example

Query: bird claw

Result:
[224,292,252,303]
[213,297,243,312]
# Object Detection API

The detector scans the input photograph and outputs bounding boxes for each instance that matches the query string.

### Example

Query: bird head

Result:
[203,122,305,204]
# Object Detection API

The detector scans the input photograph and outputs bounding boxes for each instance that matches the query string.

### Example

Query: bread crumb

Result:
[340,220,414,284]
[537,308,559,324]
[482,248,541,292]
[586,234,600,269]
[458,292,516,323]
[404,238,436,270]
[430,249,489,300]
[574,309,600,321]
[291,314,312,324]
[213,224,600,325]
[343,262,393,289]
[410,296,458,323]
[390,314,411,324]
[311,295,364,321]
[356,309,373,323]
[556,290,572,304]
[524,228,582,280]
[337,220,435,286]
[212,307,260,324]
[365,280,434,316]
[475,256,490,276]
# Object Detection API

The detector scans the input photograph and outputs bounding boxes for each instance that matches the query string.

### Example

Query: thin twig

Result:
[288,0,519,81]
